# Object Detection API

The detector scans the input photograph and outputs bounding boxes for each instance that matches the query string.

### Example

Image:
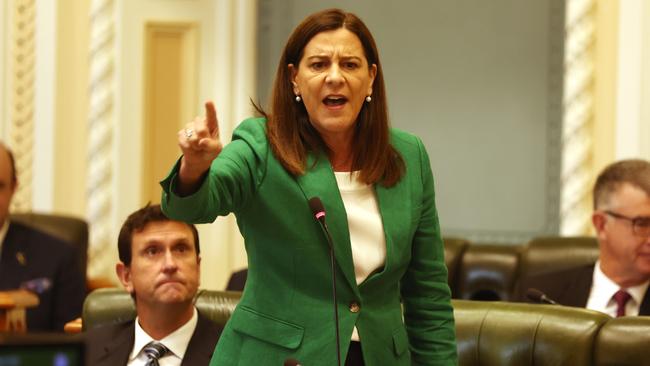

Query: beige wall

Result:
[54,0,90,217]
[592,0,618,204]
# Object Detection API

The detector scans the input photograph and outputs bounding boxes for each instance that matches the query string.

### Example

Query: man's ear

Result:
[592,211,608,240]
[116,262,134,294]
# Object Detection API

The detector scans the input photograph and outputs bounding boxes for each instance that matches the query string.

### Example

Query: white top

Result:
[586,261,650,317]
[334,171,386,341]
[0,219,9,262]
[334,171,386,284]
[127,307,198,366]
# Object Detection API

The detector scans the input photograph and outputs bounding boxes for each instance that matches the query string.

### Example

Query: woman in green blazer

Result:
[161,8,457,366]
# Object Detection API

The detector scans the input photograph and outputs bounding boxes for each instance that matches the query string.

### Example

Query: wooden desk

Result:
[0,290,39,332]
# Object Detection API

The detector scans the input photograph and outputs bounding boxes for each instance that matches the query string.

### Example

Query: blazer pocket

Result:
[231,306,304,350]
[392,326,409,356]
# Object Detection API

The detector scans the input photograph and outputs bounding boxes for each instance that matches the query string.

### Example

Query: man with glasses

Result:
[522,159,650,316]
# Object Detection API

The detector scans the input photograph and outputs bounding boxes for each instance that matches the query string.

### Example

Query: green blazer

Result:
[161,118,457,366]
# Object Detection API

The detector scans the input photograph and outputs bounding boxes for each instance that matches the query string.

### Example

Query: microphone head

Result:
[284,359,301,366]
[525,288,545,302]
[308,197,326,221]
[526,288,556,304]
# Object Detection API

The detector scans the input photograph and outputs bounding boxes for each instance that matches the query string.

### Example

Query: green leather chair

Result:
[519,236,599,278]
[454,300,609,366]
[84,289,650,365]
[443,237,469,298]
[514,236,599,300]
[594,316,650,366]
[82,288,241,331]
[455,244,521,301]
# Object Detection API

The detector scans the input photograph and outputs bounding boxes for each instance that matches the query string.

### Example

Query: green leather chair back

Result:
[82,289,136,330]
[82,288,241,331]
[456,244,521,301]
[443,237,469,298]
[520,236,598,277]
[85,290,650,365]
[453,299,610,366]
[594,316,650,366]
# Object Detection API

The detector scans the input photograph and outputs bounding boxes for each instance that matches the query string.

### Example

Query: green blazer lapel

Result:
[295,153,358,294]
[373,179,412,282]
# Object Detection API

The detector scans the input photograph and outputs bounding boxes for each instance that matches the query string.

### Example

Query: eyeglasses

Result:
[604,211,650,237]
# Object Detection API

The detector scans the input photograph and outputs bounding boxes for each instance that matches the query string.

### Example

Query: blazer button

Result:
[349,301,360,313]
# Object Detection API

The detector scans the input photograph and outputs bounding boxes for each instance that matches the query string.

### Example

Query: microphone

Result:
[308,197,341,366]
[526,288,558,305]
[308,197,328,240]
[284,359,302,366]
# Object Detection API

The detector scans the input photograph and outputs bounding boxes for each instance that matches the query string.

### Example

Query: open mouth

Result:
[323,96,348,106]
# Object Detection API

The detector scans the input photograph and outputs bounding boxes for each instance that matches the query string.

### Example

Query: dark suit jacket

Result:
[0,222,85,331]
[86,310,222,366]
[518,263,650,315]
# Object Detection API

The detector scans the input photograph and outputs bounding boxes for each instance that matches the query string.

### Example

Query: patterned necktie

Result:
[143,341,169,366]
[613,289,632,317]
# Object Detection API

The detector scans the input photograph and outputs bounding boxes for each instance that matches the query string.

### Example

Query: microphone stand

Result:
[320,221,342,366]
[309,197,342,366]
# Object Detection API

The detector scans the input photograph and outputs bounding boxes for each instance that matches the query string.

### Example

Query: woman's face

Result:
[290,28,377,146]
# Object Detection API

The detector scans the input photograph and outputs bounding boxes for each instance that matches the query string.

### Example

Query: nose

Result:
[161,250,178,273]
[325,64,344,85]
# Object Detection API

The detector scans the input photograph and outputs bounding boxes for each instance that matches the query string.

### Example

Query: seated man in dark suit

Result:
[521,159,650,316]
[86,204,222,366]
[0,143,85,331]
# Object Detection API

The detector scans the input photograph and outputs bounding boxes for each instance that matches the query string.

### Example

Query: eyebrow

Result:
[305,55,363,61]
[141,236,192,247]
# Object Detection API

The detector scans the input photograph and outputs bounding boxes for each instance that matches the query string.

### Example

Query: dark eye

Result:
[311,62,326,70]
[144,246,160,256]
[343,62,358,69]
[173,243,192,254]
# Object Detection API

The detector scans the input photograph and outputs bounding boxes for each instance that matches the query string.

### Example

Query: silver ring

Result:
[185,128,194,138]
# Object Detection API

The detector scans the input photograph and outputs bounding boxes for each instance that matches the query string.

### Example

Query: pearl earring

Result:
[295,95,302,102]
[366,95,372,103]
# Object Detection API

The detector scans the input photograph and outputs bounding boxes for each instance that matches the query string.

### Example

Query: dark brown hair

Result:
[593,159,650,209]
[258,8,404,187]
[118,203,200,265]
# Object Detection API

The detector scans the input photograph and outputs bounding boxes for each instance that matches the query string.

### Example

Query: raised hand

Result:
[177,101,223,194]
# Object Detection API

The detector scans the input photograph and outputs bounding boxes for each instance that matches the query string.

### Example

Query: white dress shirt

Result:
[127,307,198,366]
[586,261,650,317]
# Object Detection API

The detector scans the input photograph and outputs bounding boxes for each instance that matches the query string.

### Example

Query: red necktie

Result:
[613,289,632,317]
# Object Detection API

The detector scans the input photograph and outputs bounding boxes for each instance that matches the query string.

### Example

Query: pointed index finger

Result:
[205,101,219,136]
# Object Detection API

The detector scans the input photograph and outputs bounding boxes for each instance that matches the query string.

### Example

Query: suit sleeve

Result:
[399,137,457,365]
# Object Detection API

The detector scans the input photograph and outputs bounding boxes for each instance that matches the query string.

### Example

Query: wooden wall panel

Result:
[142,22,197,204]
